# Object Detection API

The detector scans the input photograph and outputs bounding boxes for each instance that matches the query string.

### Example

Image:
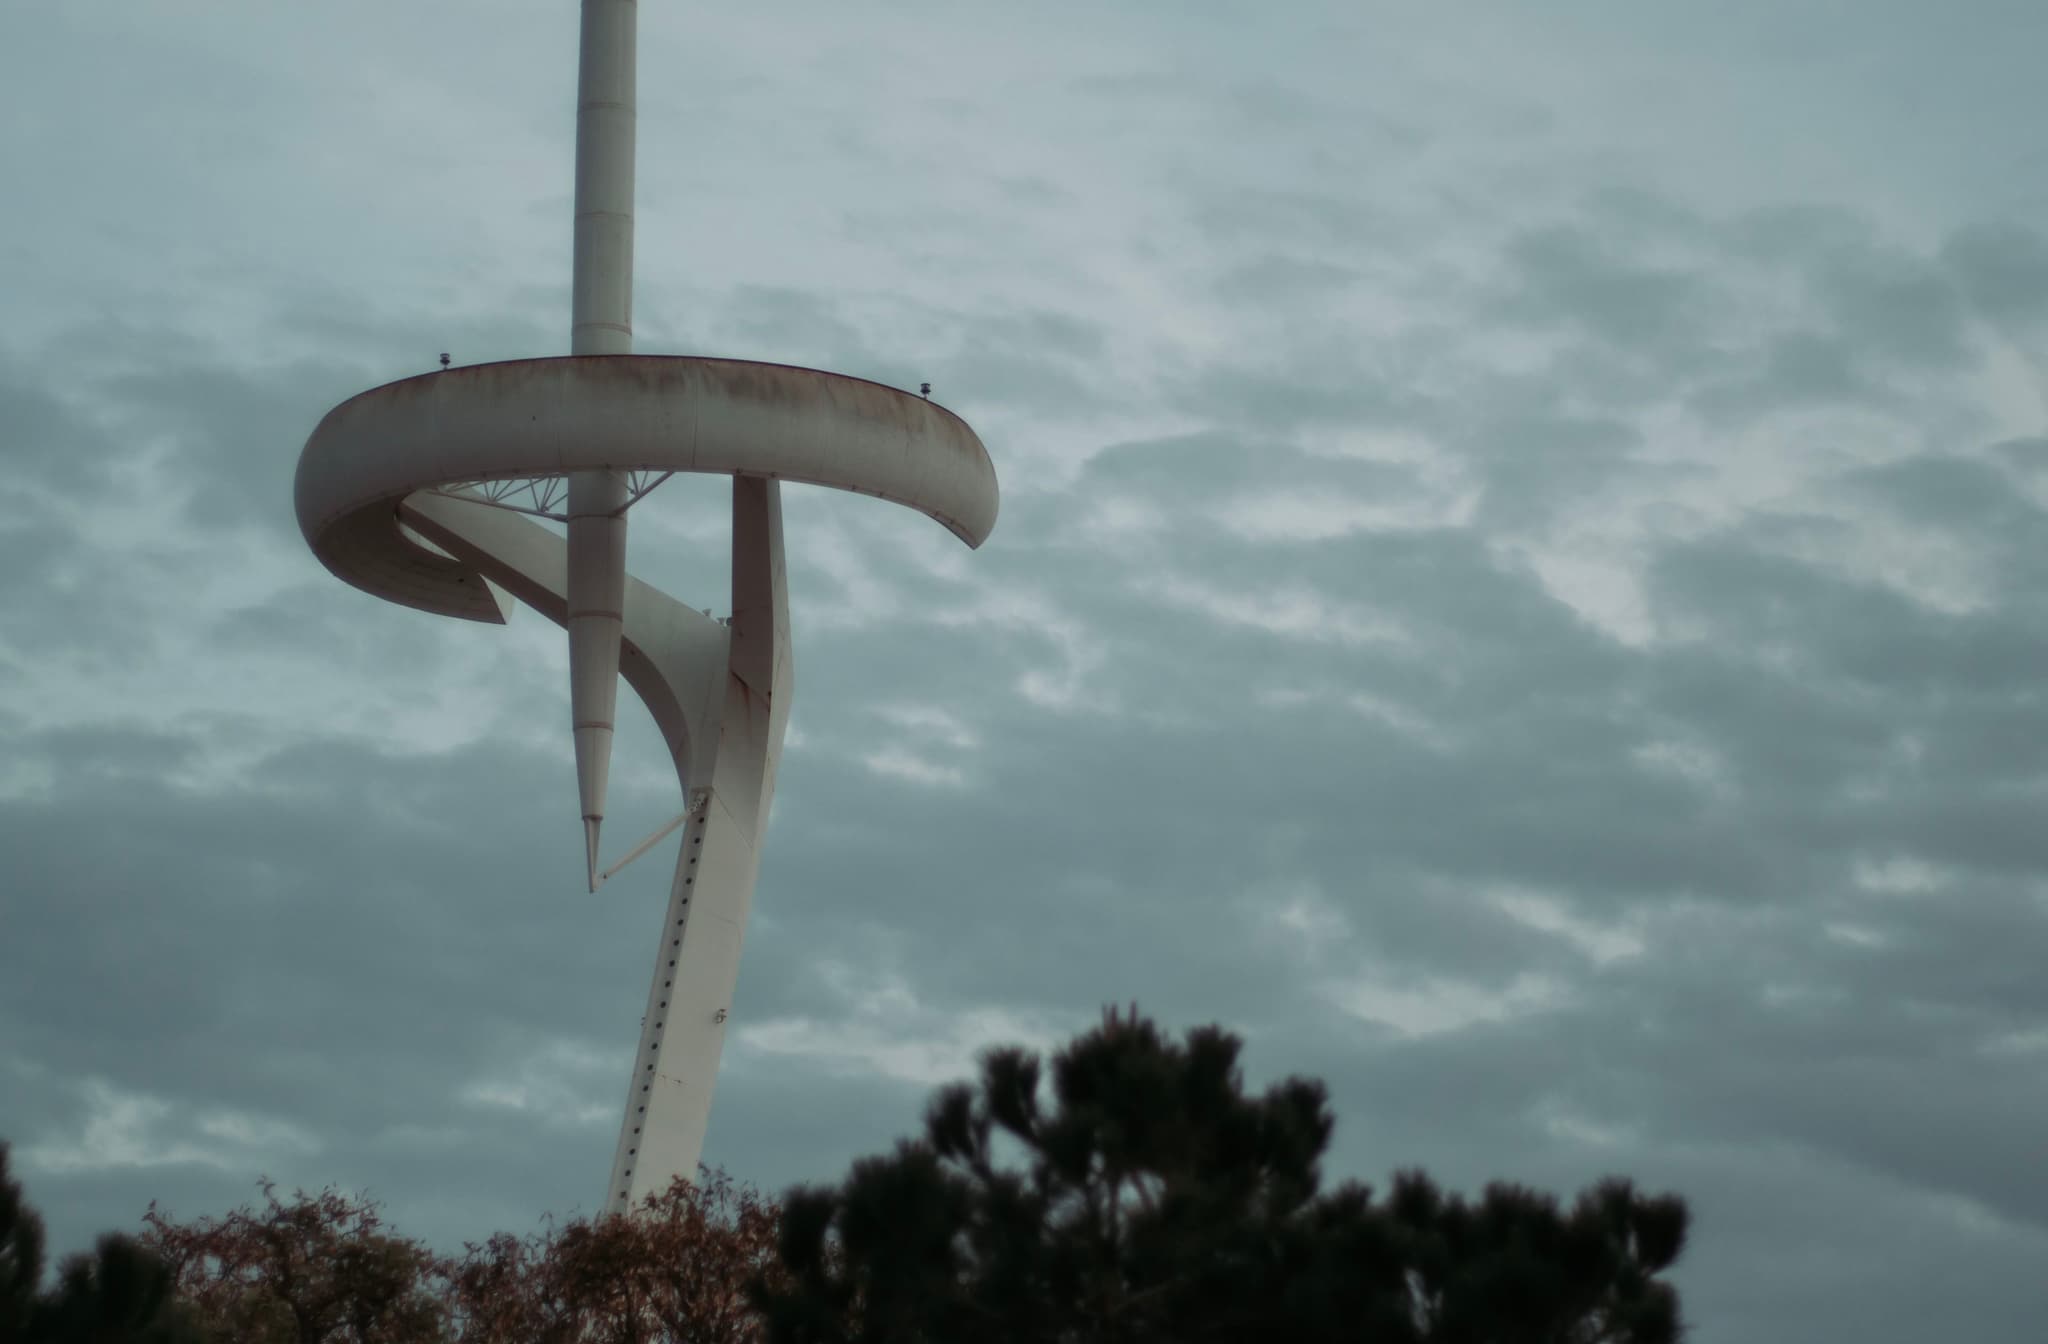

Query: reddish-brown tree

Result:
[139,1169,781,1344]
[141,1181,448,1344]
[445,1171,783,1344]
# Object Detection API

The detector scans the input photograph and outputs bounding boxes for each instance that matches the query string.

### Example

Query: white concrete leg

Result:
[400,476,790,1213]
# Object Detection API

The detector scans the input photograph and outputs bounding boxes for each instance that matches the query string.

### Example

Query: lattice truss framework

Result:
[425,468,675,521]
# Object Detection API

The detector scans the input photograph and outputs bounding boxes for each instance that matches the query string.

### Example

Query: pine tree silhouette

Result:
[3,1144,48,1340]
[753,1009,1689,1343]
[2,1142,205,1344]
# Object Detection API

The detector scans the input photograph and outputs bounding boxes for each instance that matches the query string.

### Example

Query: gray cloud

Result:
[7,7,2048,1341]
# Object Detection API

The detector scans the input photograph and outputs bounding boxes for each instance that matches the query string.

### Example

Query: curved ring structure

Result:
[296,355,1000,624]
[295,351,999,1214]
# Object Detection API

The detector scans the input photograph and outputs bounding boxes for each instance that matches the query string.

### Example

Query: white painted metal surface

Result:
[296,356,998,618]
[566,0,637,885]
[569,0,636,358]
[291,0,999,1217]
[567,467,629,889]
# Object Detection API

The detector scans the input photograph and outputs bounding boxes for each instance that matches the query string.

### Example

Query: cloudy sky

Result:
[5,1,2048,1337]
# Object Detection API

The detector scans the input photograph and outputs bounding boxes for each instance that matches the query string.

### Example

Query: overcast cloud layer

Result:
[5,4,2048,1340]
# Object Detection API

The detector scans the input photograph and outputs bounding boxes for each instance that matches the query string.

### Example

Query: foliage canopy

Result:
[754,1008,1688,1344]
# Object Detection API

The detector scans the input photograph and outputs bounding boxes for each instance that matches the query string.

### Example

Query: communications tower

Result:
[294,0,999,1213]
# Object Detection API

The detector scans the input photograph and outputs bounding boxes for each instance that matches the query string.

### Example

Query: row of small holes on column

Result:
[619,807,711,1195]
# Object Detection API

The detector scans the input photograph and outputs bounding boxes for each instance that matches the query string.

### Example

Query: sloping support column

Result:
[602,476,789,1212]
[398,478,791,1214]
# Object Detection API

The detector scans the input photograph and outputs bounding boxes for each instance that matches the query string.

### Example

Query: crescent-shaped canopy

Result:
[294,355,1000,622]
